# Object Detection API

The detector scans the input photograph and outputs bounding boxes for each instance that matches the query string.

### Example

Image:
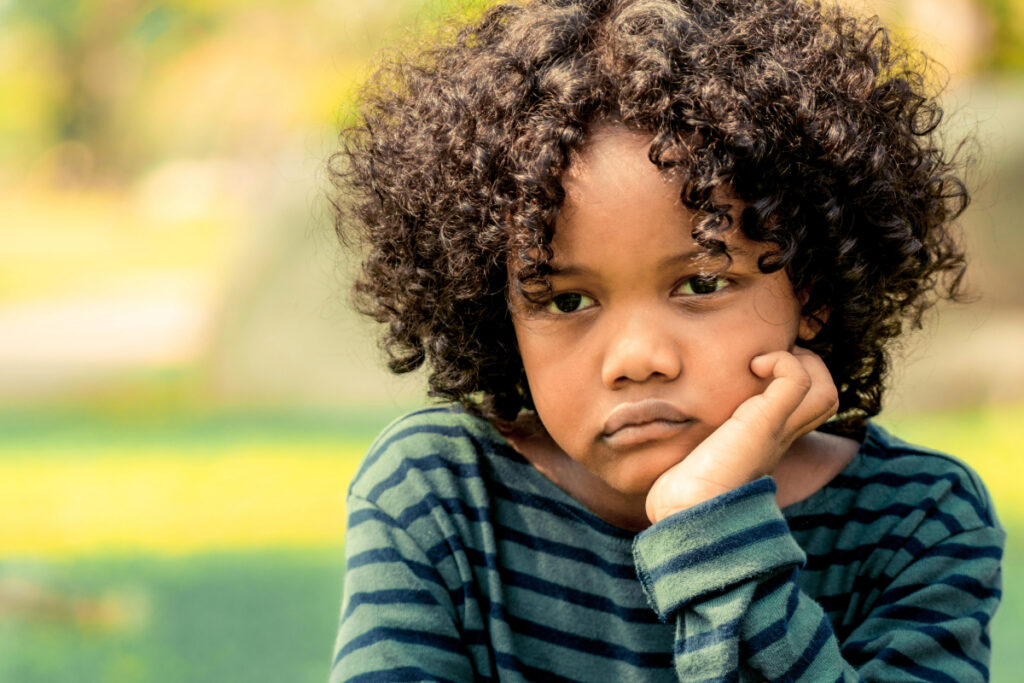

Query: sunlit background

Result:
[1,0,1022,680]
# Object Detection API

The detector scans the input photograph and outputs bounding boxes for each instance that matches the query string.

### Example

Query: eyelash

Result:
[543,275,731,315]
[545,292,596,315]
[676,274,731,296]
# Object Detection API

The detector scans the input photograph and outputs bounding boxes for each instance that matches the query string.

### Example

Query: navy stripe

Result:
[827,467,990,525]
[346,548,445,586]
[648,519,791,581]
[498,525,637,579]
[342,588,440,621]
[341,666,458,682]
[876,574,1000,606]
[787,498,967,536]
[675,616,741,655]
[333,626,466,666]
[746,574,800,654]
[876,603,961,625]
[495,651,590,683]
[778,612,833,681]
[365,453,483,502]
[500,607,671,667]
[805,534,1002,571]
[501,566,658,624]
[489,476,635,538]
[360,421,486,474]
[914,625,989,678]
[845,646,961,683]
[689,672,739,683]
[817,569,1000,615]
[348,492,489,532]
[751,565,795,603]
[354,530,653,627]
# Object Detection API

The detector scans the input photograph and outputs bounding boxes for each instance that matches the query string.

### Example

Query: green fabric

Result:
[330,405,1004,682]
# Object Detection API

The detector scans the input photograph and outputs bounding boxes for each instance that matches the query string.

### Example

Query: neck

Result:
[497,413,652,531]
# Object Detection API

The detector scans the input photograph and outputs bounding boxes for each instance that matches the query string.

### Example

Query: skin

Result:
[504,125,853,531]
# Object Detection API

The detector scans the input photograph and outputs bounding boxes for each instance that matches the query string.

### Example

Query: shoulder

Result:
[790,423,1003,549]
[347,404,513,507]
[849,423,1000,533]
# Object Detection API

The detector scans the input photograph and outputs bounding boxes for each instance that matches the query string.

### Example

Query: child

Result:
[328,0,1004,680]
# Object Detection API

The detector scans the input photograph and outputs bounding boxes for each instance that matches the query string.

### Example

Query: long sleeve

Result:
[330,494,475,682]
[633,476,1004,682]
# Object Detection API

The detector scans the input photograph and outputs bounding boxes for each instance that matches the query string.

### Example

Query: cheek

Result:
[690,323,792,418]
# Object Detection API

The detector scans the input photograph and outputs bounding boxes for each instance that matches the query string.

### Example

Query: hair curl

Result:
[330,0,969,434]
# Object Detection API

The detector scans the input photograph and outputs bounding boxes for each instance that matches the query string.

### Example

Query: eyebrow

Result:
[548,245,749,278]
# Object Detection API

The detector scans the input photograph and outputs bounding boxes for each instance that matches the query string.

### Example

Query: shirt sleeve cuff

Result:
[633,476,806,621]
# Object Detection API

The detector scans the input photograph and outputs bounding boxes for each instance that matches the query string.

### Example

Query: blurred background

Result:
[0,0,1022,680]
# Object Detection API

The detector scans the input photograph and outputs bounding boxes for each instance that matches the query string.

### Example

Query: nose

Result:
[600,308,682,388]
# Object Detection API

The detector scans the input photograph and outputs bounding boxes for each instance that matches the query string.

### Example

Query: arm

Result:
[330,494,474,683]
[634,477,1004,682]
[638,348,1002,681]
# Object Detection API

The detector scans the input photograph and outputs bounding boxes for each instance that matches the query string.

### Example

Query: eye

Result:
[678,275,729,295]
[546,292,596,314]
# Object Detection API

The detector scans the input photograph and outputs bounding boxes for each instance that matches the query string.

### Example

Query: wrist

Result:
[646,472,763,523]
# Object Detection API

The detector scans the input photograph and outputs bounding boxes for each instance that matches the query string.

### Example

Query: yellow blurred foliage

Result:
[0,186,239,305]
[0,445,363,558]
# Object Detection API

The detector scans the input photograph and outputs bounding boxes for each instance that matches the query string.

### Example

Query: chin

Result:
[606,447,688,495]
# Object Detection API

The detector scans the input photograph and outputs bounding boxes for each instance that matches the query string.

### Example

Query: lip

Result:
[601,399,691,447]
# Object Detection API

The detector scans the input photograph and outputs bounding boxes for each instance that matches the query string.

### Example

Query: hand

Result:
[645,347,839,524]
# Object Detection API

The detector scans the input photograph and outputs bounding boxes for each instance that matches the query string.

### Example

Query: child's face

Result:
[509,125,817,505]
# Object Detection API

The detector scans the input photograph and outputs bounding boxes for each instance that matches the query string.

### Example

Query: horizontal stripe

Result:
[647,519,791,582]
[333,626,466,666]
[804,533,1002,571]
[342,588,441,621]
[502,611,671,667]
[501,566,658,624]
[842,459,991,524]
[498,525,637,579]
[675,616,741,656]
[359,421,492,476]
[844,646,960,683]
[745,575,800,654]
[777,612,833,681]
[875,574,1000,606]
[364,452,484,503]
[342,666,460,682]
[346,548,446,588]
[787,498,968,536]
[488,475,636,538]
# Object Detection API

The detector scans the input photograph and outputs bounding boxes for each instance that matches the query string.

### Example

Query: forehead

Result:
[562,125,676,200]
[556,124,754,263]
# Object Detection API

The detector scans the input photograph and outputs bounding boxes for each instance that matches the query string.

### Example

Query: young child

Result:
[328,0,1004,680]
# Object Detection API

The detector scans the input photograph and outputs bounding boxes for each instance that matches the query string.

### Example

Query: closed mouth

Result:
[602,399,690,438]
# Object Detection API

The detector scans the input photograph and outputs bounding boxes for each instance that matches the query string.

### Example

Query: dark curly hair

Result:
[330,0,969,434]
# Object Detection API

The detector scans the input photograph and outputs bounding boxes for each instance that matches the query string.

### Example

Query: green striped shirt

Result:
[330,405,1004,682]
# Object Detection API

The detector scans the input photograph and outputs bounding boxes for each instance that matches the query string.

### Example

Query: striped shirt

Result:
[330,405,1004,682]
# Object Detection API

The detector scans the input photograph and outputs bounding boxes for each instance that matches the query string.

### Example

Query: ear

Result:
[796,289,828,341]
[798,307,828,341]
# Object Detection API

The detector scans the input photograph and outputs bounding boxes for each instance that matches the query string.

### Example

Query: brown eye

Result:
[546,292,595,314]
[679,276,728,295]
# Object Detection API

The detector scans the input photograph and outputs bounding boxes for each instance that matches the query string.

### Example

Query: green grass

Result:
[0,549,345,683]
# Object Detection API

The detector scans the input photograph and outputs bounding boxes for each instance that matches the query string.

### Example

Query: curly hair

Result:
[330,0,969,434]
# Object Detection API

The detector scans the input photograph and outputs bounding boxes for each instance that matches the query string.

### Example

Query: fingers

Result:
[746,348,839,440]
[739,351,812,435]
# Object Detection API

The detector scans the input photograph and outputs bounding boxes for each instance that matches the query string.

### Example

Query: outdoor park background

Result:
[1,0,1023,680]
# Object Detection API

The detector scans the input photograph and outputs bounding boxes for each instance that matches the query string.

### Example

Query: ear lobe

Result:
[798,309,828,341]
